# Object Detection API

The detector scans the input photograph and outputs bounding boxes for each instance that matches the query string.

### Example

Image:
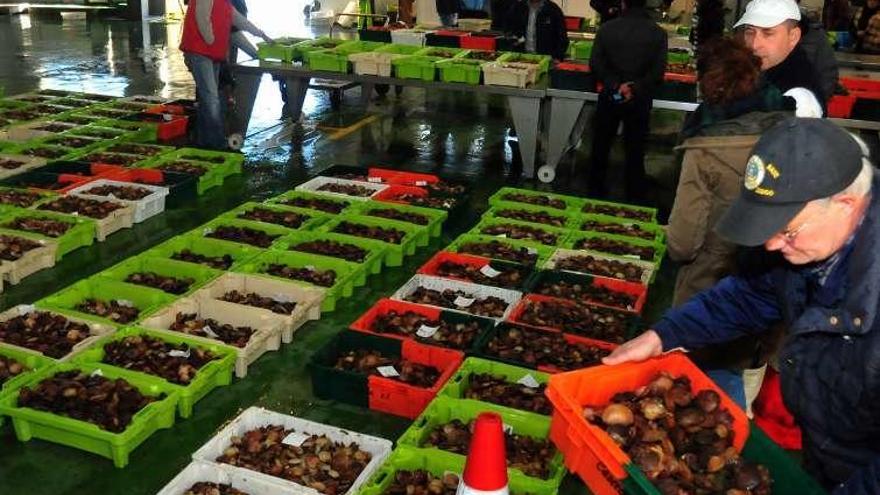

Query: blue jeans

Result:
[706,369,746,410]
[184,52,226,150]
[439,13,458,27]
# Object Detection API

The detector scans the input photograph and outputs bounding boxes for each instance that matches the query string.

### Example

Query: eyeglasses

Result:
[780,219,811,244]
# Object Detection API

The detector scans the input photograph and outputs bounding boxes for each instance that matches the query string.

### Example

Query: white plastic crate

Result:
[5,121,80,142]
[349,52,397,77]
[158,460,295,495]
[0,305,115,361]
[140,297,284,378]
[457,19,492,31]
[68,179,169,224]
[392,274,522,320]
[295,177,387,201]
[192,272,325,344]
[391,29,430,46]
[41,197,136,241]
[483,62,536,88]
[1,235,58,284]
[0,153,48,180]
[192,407,393,495]
[544,248,654,285]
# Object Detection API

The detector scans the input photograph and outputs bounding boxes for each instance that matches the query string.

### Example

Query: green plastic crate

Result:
[393,56,442,81]
[485,201,576,230]
[319,214,422,267]
[359,446,557,495]
[35,278,177,326]
[9,143,77,162]
[92,118,159,142]
[488,187,582,212]
[146,235,264,271]
[0,345,55,427]
[222,202,331,232]
[307,49,352,73]
[273,230,387,279]
[578,198,658,224]
[374,43,423,55]
[167,147,243,180]
[446,233,554,267]
[352,200,447,238]
[335,40,385,55]
[236,249,356,312]
[497,53,552,75]
[575,213,665,244]
[436,59,483,85]
[0,207,96,259]
[96,256,222,297]
[142,157,222,195]
[265,190,356,216]
[397,396,565,492]
[256,37,306,62]
[569,40,593,61]
[470,217,571,247]
[562,230,665,266]
[0,186,57,208]
[0,361,178,468]
[414,47,465,58]
[70,326,236,418]
[198,217,298,250]
[667,50,692,65]
[438,357,550,416]
[295,37,350,62]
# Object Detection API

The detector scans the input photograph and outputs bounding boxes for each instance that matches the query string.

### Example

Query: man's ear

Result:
[788,25,802,47]
[831,193,858,214]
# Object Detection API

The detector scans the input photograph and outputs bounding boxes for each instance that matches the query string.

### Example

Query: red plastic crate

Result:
[133,112,189,141]
[828,95,857,118]
[461,36,496,51]
[545,353,750,483]
[28,173,95,194]
[102,168,166,184]
[841,76,880,93]
[527,271,647,314]
[555,61,589,72]
[350,298,442,335]
[564,16,584,31]
[549,408,622,495]
[368,339,464,419]
[664,71,697,84]
[370,167,439,186]
[507,294,633,345]
[373,184,430,205]
[146,103,188,116]
[417,251,492,281]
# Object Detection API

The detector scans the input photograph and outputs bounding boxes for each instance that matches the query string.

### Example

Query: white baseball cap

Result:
[734,0,801,28]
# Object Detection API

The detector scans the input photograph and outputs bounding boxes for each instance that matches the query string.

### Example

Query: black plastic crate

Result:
[550,65,595,91]
[359,28,392,43]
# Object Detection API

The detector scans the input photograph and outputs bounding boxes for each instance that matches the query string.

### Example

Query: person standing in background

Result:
[587,0,667,203]
[854,0,880,52]
[505,0,569,60]
[436,0,461,27]
[590,0,621,24]
[795,0,839,107]
[180,0,272,149]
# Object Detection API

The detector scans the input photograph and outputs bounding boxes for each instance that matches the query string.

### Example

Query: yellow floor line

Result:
[319,114,380,140]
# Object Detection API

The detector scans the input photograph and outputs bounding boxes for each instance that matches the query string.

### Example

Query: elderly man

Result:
[735,0,831,110]
[604,118,880,493]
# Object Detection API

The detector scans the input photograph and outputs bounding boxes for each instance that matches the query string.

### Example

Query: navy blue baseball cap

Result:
[716,118,864,246]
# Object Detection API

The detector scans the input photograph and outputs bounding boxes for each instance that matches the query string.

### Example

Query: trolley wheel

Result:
[227,133,244,150]
[537,165,556,183]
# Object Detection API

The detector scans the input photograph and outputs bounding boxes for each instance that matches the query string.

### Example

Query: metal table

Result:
[232,59,548,178]
[541,88,698,182]
[836,52,880,72]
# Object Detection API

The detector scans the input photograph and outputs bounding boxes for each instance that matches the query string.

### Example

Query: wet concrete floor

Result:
[0,11,683,494]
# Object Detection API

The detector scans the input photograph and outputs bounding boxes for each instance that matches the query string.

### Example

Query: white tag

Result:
[304,265,316,271]
[108,193,117,200]
[38,240,46,245]
[416,325,439,338]
[20,304,35,314]
[162,113,173,122]
[479,264,502,278]
[368,177,383,183]
[90,369,104,377]
[454,296,475,307]
[282,431,310,446]
[202,325,219,339]
[623,254,641,260]
[71,212,79,216]
[169,348,190,358]
[503,423,514,434]
[415,180,428,186]
[496,233,507,238]
[526,247,538,254]
[116,299,134,307]
[517,374,540,388]
[377,366,400,377]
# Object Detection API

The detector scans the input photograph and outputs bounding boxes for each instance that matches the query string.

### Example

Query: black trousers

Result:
[587,93,652,201]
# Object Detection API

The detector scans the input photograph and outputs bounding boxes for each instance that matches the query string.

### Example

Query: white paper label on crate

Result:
[377,366,400,378]
[416,325,439,338]
[526,247,538,254]
[282,431,310,447]
[203,228,213,235]
[202,325,220,339]
[19,304,35,314]
[496,233,507,238]
[169,349,191,358]
[415,180,428,187]
[517,374,541,389]
[71,212,79,216]
[503,423,514,434]
[38,240,46,245]
[305,265,316,271]
[454,296,475,308]
[108,193,117,200]
[479,264,502,278]
[162,113,173,122]
[116,299,134,307]
[368,177,383,183]
[90,369,104,377]
[623,255,641,260]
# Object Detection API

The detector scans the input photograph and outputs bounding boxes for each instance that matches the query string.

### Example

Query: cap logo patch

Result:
[744,155,766,190]
[766,163,780,179]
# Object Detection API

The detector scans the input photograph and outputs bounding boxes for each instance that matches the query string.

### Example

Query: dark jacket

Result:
[654,174,880,493]
[799,16,840,103]
[589,7,668,99]
[505,0,569,60]
[590,0,621,24]
[436,0,460,16]
[763,45,827,111]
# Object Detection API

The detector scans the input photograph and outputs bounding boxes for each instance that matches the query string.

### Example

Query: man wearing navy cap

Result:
[604,118,880,493]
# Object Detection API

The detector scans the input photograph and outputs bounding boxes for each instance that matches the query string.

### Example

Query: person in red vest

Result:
[180,0,271,149]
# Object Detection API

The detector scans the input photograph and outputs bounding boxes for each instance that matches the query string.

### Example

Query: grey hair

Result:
[815,133,875,205]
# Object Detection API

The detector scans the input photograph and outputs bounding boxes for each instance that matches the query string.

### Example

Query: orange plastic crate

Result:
[545,353,750,483]
[369,167,440,186]
[373,184,430,205]
[506,294,635,344]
